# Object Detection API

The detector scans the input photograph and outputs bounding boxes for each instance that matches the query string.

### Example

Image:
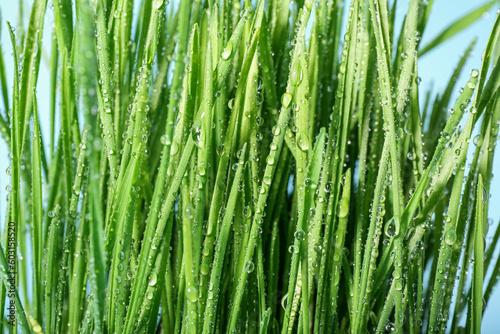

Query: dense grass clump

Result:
[1,0,500,332]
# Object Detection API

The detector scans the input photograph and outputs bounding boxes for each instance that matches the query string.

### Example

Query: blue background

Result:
[0,0,499,332]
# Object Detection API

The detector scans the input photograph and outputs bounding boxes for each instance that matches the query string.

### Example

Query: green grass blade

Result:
[419,1,496,56]
[31,92,43,323]
[88,167,107,333]
[471,174,485,334]
[476,11,500,112]
[202,144,246,334]
[328,169,352,323]
[1,0,500,332]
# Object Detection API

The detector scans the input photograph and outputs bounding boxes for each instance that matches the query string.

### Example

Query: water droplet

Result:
[186,287,198,302]
[245,261,255,273]
[148,272,158,286]
[243,206,252,218]
[384,218,397,237]
[272,125,281,136]
[444,229,457,246]
[297,132,310,151]
[290,66,302,86]
[294,229,305,241]
[200,263,210,275]
[473,134,481,146]
[221,42,233,60]
[281,93,292,108]
[339,61,346,74]
[304,178,312,187]
[191,127,201,147]
[217,144,225,157]
[171,142,179,156]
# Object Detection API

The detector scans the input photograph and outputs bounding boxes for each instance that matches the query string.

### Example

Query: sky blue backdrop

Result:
[0,0,499,332]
